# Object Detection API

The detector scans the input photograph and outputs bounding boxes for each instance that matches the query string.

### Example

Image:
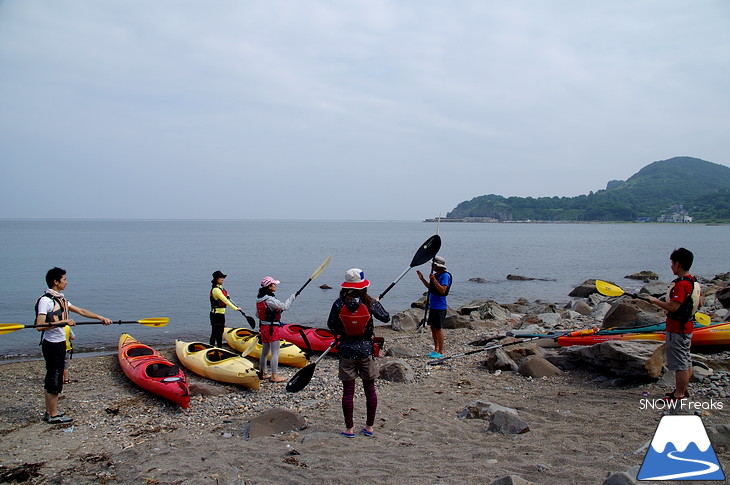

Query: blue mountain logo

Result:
[638,415,725,481]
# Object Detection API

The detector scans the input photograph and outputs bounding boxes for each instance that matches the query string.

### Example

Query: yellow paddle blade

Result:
[310,255,332,281]
[595,280,625,297]
[695,312,711,326]
[138,317,169,327]
[0,324,27,335]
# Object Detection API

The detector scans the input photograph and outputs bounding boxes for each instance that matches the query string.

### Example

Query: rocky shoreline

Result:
[1,273,729,484]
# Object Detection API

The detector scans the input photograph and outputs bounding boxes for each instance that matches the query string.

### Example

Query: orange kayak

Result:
[557,322,730,348]
[118,333,190,409]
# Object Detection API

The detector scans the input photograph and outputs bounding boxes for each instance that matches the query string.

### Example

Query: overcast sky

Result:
[1,1,728,220]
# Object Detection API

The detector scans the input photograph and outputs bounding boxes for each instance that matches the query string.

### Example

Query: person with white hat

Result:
[327,268,390,438]
[416,256,452,359]
[256,276,296,383]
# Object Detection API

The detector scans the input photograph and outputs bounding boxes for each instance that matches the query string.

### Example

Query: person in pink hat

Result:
[327,268,390,438]
[256,276,296,383]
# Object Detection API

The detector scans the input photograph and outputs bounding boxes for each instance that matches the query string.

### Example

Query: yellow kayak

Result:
[175,340,260,390]
[224,327,308,368]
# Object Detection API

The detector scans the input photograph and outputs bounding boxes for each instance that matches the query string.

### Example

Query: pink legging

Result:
[342,379,377,429]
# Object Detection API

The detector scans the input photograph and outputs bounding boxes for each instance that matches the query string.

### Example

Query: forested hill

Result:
[445,157,730,222]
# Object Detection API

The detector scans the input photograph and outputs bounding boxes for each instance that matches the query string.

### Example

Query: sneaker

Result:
[47,415,73,424]
[42,411,65,422]
[427,351,444,359]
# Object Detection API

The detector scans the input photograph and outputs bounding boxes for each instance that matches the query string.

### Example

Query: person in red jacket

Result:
[648,248,700,401]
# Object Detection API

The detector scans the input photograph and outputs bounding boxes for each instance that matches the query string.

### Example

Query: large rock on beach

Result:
[517,354,564,378]
[390,308,422,332]
[243,408,306,440]
[601,299,663,330]
[458,299,511,321]
[378,358,415,383]
[639,281,670,297]
[487,410,530,435]
[556,341,665,379]
[569,279,598,298]
[458,400,519,419]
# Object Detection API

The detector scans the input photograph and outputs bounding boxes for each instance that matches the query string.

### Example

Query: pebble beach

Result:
[1,323,729,485]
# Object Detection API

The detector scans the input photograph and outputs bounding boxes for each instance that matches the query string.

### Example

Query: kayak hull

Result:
[557,322,730,347]
[279,324,385,357]
[175,340,260,390]
[118,333,190,409]
[224,327,308,368]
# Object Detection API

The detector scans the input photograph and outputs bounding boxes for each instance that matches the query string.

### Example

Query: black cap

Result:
[212,270,227,279]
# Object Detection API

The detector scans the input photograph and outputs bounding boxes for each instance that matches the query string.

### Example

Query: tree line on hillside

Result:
[445,157,730,223]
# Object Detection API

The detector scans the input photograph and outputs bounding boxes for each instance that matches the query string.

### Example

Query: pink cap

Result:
[260,276,280,287]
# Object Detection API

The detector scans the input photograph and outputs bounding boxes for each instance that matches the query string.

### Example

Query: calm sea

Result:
[1,220,728,359]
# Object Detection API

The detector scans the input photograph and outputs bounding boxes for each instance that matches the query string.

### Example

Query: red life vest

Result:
[209,286,230,311]
[256,298,282,323]
[339,302,371,337]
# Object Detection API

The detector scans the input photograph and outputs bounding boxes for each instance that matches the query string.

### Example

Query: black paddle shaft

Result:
[378,235,441,300]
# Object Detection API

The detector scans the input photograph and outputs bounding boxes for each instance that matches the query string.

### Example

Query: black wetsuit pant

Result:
[209,312,225,347]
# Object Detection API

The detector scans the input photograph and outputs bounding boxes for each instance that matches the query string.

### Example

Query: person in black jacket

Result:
[327,268,389,438]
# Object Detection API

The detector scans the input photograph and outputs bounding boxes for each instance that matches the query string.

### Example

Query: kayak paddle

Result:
[0,317,169,336]
[286,340,336,393]
[428,336,541,365]
[595,280,711,325]
[378,234,441,300]
[229,299,256,329]
[294,256,332,298]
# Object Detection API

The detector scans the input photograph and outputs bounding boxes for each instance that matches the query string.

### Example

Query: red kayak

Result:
[279,324,384,356]
[556,322,730,348]
[118,333,190,409]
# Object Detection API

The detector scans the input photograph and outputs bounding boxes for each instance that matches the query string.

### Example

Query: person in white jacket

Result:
[256,276,295,383]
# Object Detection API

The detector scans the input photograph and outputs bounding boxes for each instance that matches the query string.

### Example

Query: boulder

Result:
[706,424,730,452]
[469,277,487,283]
[517,354,564,378]
[443,313,474,329]
[558,341,665,379]
[458,300,511,321]
[601,471,637,485]
[244,408,306,440]
[601,299,663,329]
[378,359,415,383]
[591,302,612,321]
[487,410,530,435]
[625,271,659,281]
[639,282,670,297]
[482,348,519,372]
[390,308,421,332]
[717,286,730,309]
[569,280,597,298]
[458,400,519,419]
[383,346,417,358]
[507,274,535,281]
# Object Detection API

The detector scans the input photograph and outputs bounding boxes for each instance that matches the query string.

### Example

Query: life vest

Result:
[34,292,68,344]
[209,286,229,311]
[429,271,452,296]
[666,275,701,333]
[339,301,371,338]
[256,298,282,323]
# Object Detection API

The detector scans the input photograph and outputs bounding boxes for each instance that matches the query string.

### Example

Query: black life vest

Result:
[339,302,371,338]
[429,271,452,296]
[209,286,230,311]
[666,275,700,332]
[256,298,282,323]
[34,292,68,344]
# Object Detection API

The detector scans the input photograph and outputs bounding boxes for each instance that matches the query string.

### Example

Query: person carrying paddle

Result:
[209,270,241,347]
[417,256,452,359]
[647,248,701,402]
[256,276,296,383]
[36,267,111,424]
[327,268,390,438]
